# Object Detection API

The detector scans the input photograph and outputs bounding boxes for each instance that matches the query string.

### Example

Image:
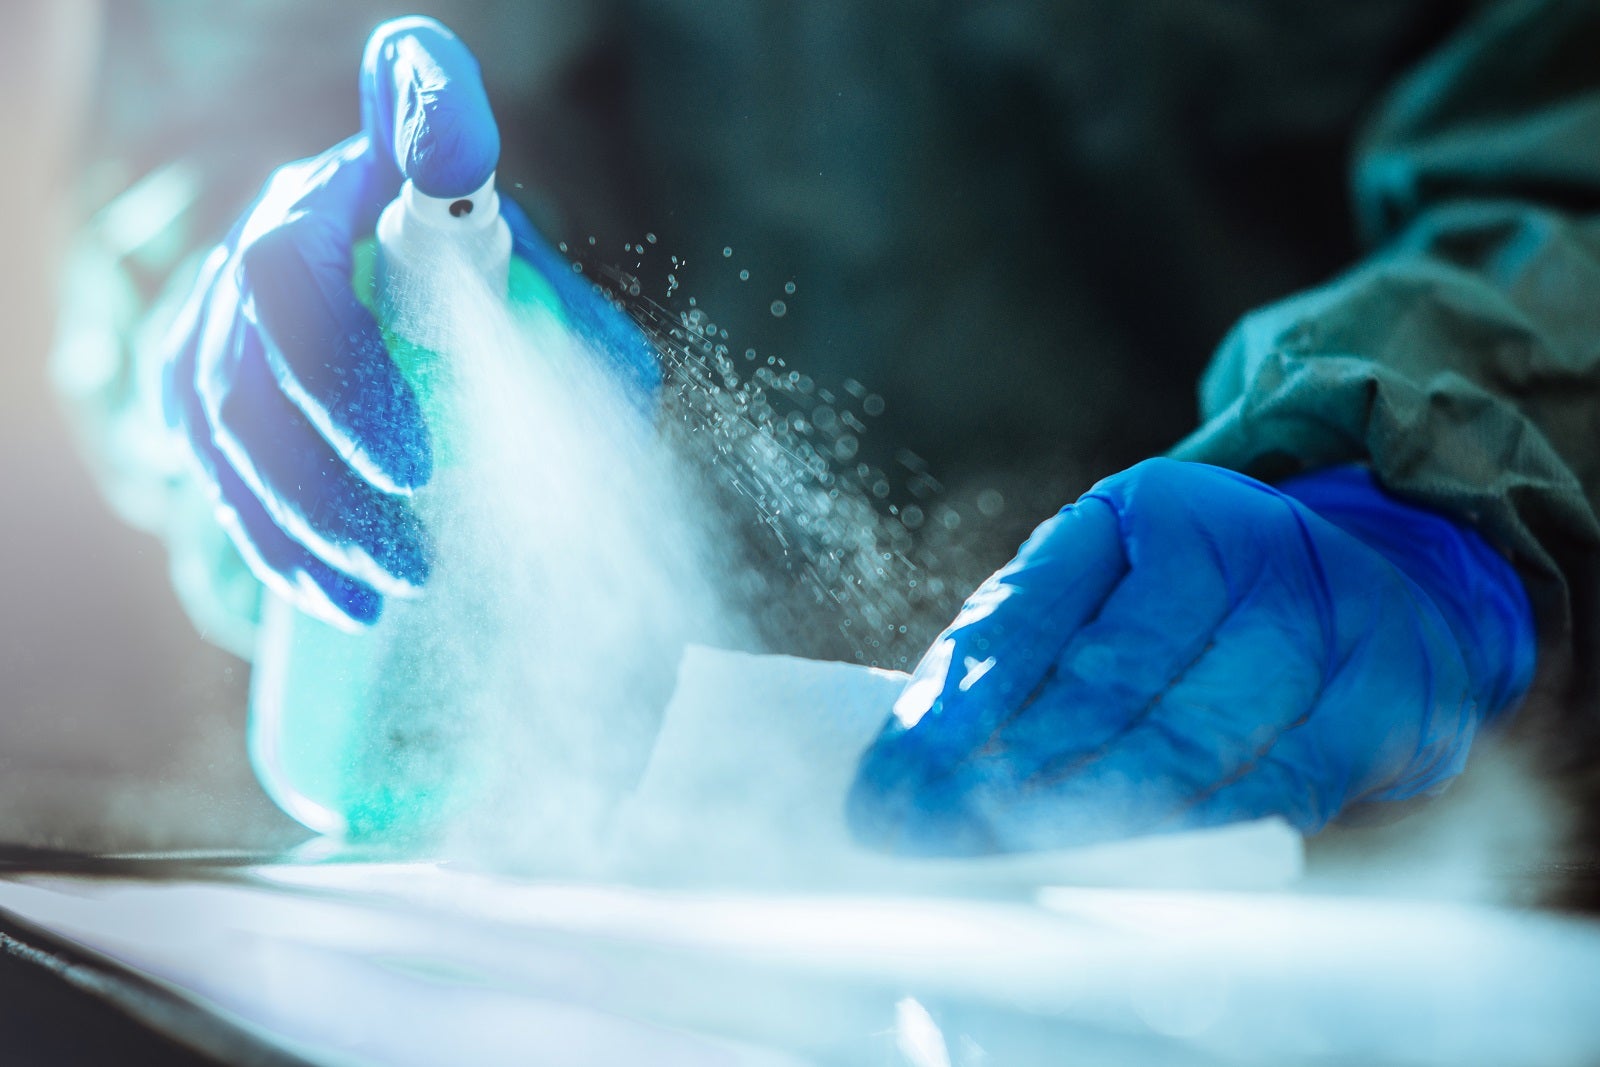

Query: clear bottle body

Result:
[246,178,531,842]
[250,591,465,839]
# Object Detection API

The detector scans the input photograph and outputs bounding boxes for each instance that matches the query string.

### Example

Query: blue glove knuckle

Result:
[1100,455,1190,501]
[236,223,320,310]
[1126,455,1186,482]
[253,158,310,210]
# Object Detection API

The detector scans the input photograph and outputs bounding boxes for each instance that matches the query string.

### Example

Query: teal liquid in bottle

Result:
[246,175,570,844]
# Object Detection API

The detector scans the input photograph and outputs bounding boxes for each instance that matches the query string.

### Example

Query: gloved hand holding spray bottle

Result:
[166,18,667,847]
[249,146,525,840]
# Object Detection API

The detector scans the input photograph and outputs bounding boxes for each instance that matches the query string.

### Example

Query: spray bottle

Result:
[247,173,571,844]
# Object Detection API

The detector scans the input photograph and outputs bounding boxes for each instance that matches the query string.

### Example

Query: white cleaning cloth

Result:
[608,646,1302,892]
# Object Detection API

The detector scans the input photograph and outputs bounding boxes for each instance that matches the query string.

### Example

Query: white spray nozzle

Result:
[375,172,513,351]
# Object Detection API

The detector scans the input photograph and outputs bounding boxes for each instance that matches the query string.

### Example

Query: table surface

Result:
[0,847,1597,1067]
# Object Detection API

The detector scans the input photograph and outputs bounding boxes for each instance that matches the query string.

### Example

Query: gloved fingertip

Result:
[325,572,383,627]
[387,515,435,589]
[349,435,432,500]
[373,428,435,492]
[845,768,994,857]
[403,93,500,199]
[847,731,1002,857]
[361,16,500,198]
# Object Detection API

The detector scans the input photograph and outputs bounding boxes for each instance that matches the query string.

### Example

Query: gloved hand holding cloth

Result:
[850,459,1536,855]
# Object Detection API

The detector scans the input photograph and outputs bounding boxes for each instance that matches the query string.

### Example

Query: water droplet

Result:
[587,235,597,246]
[723,246,733,258]
[739,269,750,282]
[645,232,657,244]
[770,300,787,317]
[784,281,796,295]
[558,241,568,253]
[976,489,1005,517]
[862,394,885,417]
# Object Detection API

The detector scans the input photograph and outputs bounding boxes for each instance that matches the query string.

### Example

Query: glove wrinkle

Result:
[850,460,1534,854]
[1019,633,1222,794]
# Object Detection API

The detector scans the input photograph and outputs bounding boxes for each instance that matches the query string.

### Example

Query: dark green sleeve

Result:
[1172,0,1600,703]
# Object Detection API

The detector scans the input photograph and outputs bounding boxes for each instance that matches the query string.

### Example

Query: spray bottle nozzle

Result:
[375,173,514,351]
[388,173,505,237]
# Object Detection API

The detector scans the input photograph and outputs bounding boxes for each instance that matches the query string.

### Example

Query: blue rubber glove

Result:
[163,17,657,630]
[847,459,1536,856]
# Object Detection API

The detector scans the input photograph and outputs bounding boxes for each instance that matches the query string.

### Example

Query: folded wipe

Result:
[608,647,1302,892]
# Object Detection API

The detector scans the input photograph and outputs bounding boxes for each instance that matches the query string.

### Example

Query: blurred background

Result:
[0,1,296,852]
